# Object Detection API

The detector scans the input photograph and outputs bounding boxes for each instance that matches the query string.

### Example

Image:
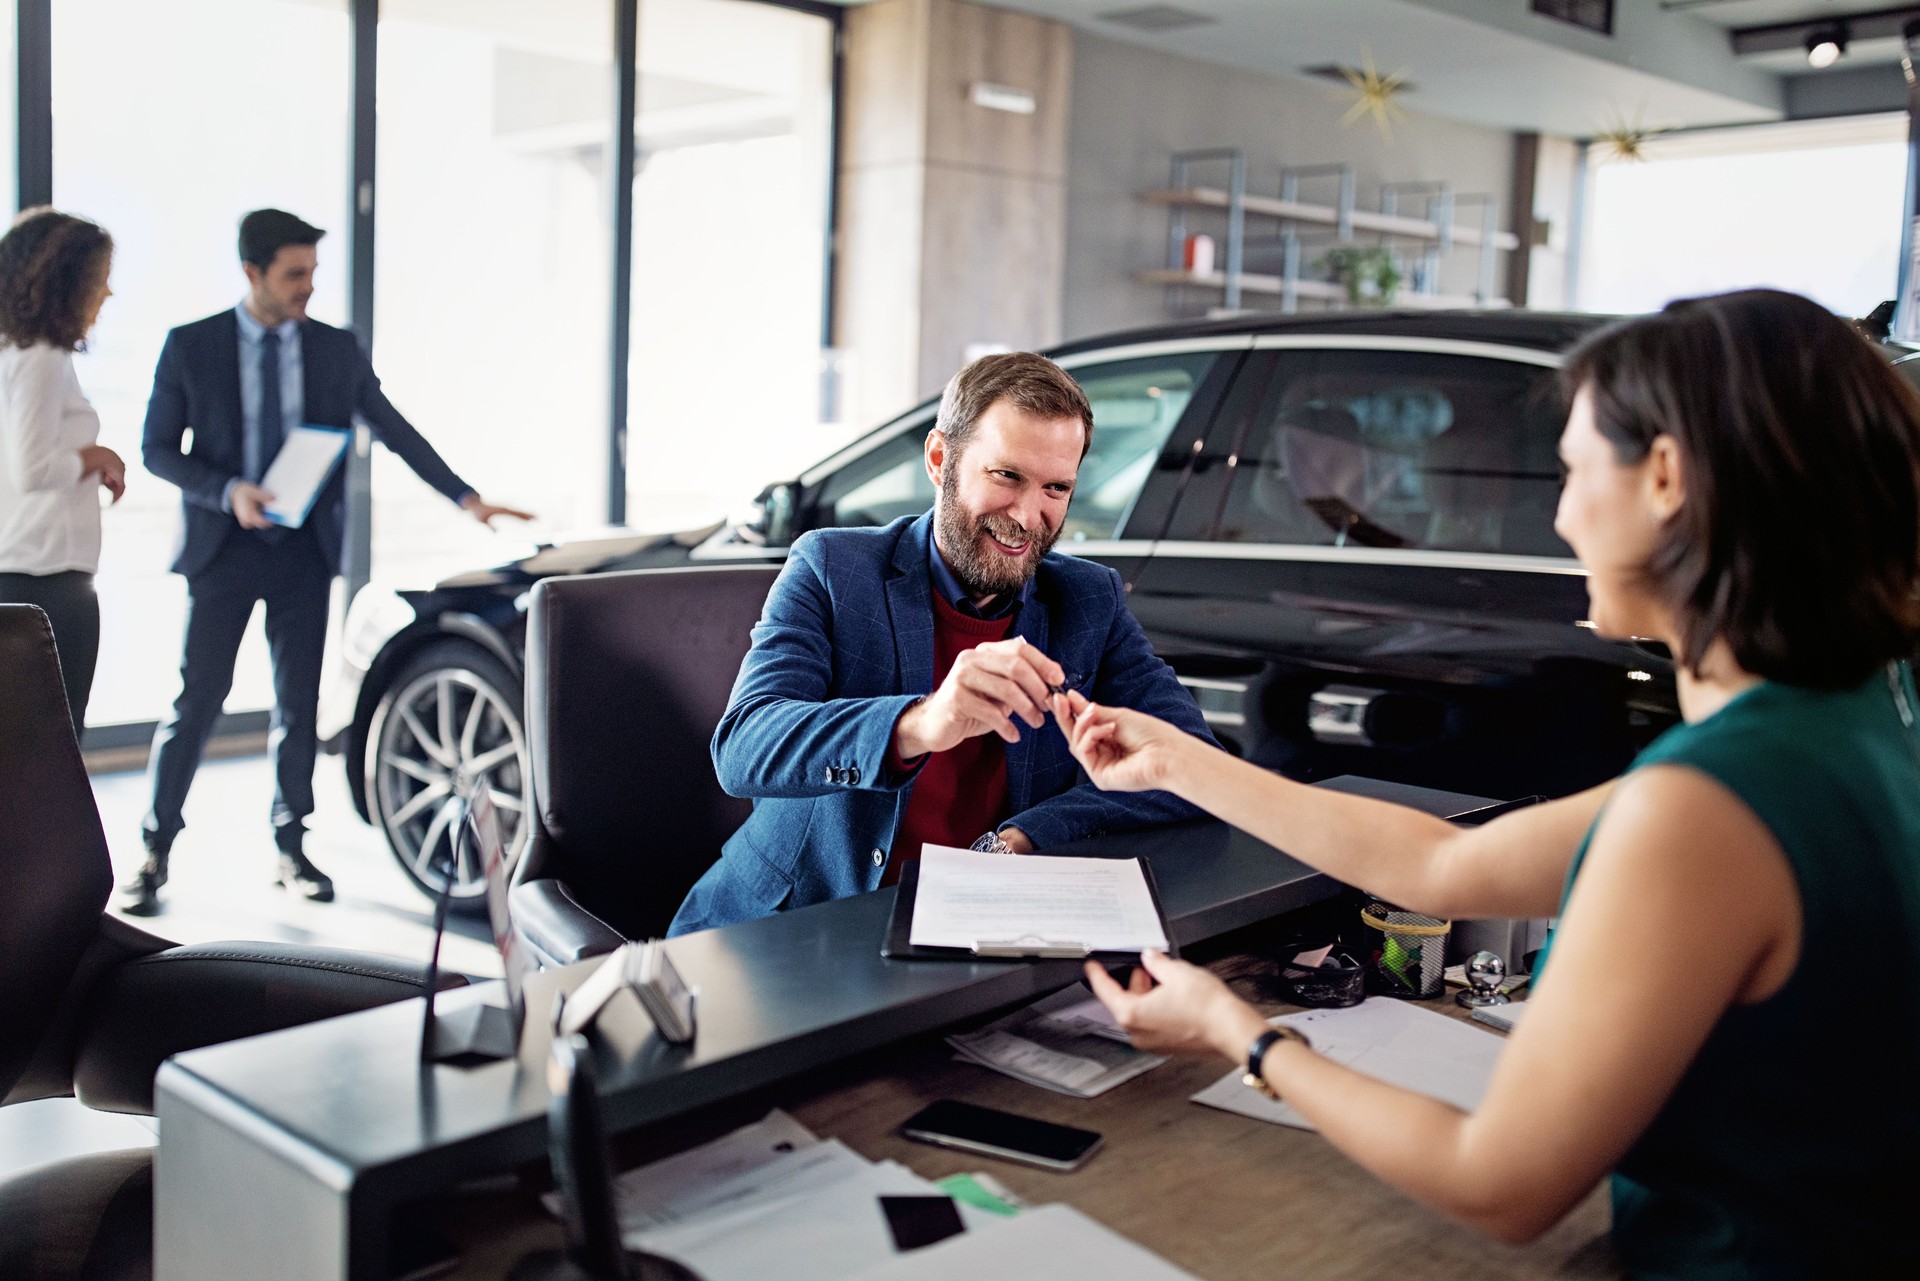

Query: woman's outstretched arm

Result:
[1053,691,1607,921]
[1086,763,1800,1242]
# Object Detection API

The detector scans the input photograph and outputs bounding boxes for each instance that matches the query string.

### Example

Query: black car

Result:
[323,308,1723,906]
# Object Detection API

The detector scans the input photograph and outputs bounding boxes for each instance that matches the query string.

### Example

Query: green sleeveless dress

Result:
[1538,665,1920,1279]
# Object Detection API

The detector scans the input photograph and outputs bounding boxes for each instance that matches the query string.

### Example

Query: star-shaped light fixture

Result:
[1593,110,1670,163]
[1337,50,1411,141]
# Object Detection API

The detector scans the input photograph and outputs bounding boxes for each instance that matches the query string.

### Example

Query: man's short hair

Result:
[239,209,325,271]
[935,352,1093,460]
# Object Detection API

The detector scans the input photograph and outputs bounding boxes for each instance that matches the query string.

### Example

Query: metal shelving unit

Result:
[1142,148,1521,313]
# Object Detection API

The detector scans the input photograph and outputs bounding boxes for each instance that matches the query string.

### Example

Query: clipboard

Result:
[881,858,1179,963]
[260,425,352,529]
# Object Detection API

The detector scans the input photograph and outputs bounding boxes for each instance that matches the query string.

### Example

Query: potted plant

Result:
[1320,245,1402,306]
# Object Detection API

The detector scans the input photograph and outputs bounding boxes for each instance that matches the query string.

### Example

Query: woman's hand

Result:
[1050,690,1191,793]
[79,444,124,503]
[1083,950,1269,1061]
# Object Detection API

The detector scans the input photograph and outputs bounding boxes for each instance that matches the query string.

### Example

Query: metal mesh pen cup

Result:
[1359,903,1450,999]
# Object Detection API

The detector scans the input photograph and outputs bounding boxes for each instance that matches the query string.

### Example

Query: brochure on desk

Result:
[883,846,1176,962]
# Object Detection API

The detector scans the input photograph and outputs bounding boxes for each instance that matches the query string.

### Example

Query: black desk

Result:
[153,778,1489,1281]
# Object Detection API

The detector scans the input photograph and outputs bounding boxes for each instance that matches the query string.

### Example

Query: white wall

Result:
[1061,30,1521,341]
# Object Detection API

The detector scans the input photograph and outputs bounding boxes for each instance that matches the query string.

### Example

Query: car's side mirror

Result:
[736,482,797,547]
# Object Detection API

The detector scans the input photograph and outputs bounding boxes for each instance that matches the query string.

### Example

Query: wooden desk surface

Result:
[442,962,1617,1281]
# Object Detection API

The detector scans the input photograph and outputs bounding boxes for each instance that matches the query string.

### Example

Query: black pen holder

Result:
[1276,947,1366,1008]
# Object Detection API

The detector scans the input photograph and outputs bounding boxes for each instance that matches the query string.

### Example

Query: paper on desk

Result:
[910,846,1169,953]
[259,426,350,528]
[1192,998,1505,1130]
[629,1158,1003,1281]
[949,984,1166,1097]
[842,1203,1199,1281]
[582,1109,826,1232]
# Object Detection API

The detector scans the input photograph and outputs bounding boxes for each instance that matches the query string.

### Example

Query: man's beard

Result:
[935,468,1061,598]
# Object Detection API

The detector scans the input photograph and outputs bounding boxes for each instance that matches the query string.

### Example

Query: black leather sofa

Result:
[0,605,464,1281]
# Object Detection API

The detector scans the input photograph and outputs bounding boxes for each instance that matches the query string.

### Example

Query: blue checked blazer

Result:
[667,512,1214,935]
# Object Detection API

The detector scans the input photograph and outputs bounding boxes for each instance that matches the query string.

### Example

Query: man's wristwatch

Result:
[969,830,1014,855]
[1242,1025,1311,1101]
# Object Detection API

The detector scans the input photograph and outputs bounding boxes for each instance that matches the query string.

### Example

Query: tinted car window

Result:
[1212,350,1570,557]
[813,351,1218,539]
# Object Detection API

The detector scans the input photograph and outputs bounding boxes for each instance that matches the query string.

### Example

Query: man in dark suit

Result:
[669,352,1213,935]
[121,209,530,915]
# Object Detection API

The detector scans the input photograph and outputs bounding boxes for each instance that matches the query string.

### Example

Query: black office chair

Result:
[0,605,465,1281]
[510,564,781,967]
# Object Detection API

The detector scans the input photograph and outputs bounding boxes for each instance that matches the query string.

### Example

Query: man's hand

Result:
[999,827,1033,854]
[79,445,125,503]
[461,494,535,527]
[893,637,1065,758]
[230,481,276,530]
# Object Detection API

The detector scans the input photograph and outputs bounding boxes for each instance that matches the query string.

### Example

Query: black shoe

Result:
[275,850,335,903]
[116,849,169,917]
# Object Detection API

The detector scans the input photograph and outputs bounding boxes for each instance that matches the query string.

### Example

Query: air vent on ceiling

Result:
[1098,5,1218,34]
[1531,0,1613,36]
[1301,64,1419,93]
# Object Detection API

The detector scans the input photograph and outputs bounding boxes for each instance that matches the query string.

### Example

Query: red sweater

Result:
[883,593,1016,885]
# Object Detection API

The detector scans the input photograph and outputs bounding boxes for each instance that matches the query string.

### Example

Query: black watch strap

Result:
[1246,1028,1286,1080]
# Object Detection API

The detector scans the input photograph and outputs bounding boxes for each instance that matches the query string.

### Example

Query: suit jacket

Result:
[140,309,472,577]
[668,512,1215,935]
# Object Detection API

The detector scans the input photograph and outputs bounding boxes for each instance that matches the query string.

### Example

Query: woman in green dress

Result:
[1054,289,1920,1279]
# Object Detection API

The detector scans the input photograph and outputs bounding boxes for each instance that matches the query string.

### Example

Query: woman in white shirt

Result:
[0,207,121,734]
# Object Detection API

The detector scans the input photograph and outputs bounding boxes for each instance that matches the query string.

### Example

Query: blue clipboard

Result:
[260,425,352,529]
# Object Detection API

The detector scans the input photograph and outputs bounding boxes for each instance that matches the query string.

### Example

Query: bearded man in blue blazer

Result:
[669,352,1214,935]
[121,209,531,915]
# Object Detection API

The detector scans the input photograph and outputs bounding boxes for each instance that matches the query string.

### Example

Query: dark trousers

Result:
[144,527,332,854]
[0,569,98,736]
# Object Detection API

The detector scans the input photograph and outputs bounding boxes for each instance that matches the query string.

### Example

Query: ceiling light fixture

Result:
[1805,23,1848,69]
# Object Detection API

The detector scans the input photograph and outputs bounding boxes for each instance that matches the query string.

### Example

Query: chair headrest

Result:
[523,565,781,939]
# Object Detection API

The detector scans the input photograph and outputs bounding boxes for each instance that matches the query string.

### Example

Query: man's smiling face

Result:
[928,398,1085,602]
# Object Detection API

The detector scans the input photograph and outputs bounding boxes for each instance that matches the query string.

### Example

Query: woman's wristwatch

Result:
[1242,1025,1311,1101]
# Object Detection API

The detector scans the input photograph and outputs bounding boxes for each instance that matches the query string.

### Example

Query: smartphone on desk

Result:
[900,1100,1103,1172]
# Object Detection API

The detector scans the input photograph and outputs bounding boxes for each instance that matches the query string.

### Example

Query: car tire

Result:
[364,639,530,912]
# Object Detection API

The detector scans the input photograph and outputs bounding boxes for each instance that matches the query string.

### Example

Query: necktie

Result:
[255,328,284,481]
[252,329,288,541]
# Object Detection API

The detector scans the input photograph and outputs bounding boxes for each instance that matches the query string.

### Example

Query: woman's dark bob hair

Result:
[0,207,112,352]
[1562,288,1920,689]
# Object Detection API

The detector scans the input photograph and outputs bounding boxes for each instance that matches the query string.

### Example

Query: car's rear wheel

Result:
[365,640,530,911]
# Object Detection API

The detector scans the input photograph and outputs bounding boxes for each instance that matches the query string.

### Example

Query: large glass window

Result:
[1213,351,1568,558]
[1579,114,1906,318]
[371,0,614,585]
[53,0,352,726]
[626,0,834,531]
[0,0,14,215]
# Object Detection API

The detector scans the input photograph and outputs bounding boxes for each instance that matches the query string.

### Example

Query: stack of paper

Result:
[910,846,1169,954]
[1191,998,1507,1130]
[948,984,1167,1097]
[586,1110,1193,1281]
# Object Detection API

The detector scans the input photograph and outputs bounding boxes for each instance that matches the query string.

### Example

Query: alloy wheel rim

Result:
[372,667,529,899]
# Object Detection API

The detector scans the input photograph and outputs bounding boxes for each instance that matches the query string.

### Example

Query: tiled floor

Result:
[3,749,503,1183]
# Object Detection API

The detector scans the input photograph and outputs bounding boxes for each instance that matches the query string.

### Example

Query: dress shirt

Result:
[223,301,304,512]
[0,342,104,574]
[928,531,1032,621]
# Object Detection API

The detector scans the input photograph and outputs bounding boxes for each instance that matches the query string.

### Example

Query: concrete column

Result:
[1507,131,1581,311]
[835,0,1071,429]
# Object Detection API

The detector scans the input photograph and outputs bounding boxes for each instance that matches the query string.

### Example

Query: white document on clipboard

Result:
[260,425,351,528]
[909,845,1169,955]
